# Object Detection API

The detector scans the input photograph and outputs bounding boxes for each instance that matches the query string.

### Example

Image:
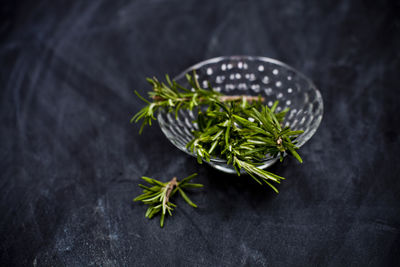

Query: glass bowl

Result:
[157,56,323,173]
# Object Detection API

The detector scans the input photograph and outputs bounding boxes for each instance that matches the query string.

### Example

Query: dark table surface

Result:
[1,0,400,266]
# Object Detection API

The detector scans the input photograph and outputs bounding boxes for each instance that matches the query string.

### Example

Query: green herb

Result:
[134,173,203,227]
[131,73,262,134]
[132,73,303,192]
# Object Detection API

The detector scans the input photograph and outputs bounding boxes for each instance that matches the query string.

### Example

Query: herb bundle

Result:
[134,173,202,227]
[132,73,303,192]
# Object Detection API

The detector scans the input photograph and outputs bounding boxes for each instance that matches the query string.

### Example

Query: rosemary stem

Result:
[164,177,178,205]
[152,95,265,102]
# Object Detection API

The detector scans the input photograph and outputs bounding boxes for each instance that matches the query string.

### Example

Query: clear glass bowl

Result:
[157,56,323,173]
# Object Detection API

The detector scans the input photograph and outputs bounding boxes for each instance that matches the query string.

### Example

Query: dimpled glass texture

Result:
[157,56,323,173]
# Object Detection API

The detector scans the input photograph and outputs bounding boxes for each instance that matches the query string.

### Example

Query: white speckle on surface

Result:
[95,199,105,215]
[239,243,266,266]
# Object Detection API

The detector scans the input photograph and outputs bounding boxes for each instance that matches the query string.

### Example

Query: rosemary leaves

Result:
[134,173,203,227]
[131,73,303,192]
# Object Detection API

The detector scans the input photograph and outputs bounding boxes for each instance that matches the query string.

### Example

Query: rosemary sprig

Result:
[131,73,263,134]
[131,73,221,134]
[131,73,304,192]
[134,173,203,227]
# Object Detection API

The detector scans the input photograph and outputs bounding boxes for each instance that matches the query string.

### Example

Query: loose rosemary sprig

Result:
[134,173,203,227]
[131,73,304,192]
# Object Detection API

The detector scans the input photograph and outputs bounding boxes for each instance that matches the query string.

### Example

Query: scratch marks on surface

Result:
[240,243,267,266]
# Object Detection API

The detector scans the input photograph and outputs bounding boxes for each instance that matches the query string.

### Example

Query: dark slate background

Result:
[1,0,400,266]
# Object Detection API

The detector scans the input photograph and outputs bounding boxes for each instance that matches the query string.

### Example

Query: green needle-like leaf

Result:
[289,147,303,163]
[179,173,198,185]
[160,212,165,227]
[180,183,204,189]
[178,188,198,208]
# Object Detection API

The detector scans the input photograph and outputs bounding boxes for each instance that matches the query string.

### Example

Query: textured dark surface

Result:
[1,0,400,266]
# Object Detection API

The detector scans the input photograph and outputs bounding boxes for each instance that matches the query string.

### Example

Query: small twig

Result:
[152,95,265,102]
[276,137,283,145]
[218,95,265,102]
[164,177,178,205]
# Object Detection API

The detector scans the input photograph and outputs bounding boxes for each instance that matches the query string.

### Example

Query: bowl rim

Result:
[160,55,324,164]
